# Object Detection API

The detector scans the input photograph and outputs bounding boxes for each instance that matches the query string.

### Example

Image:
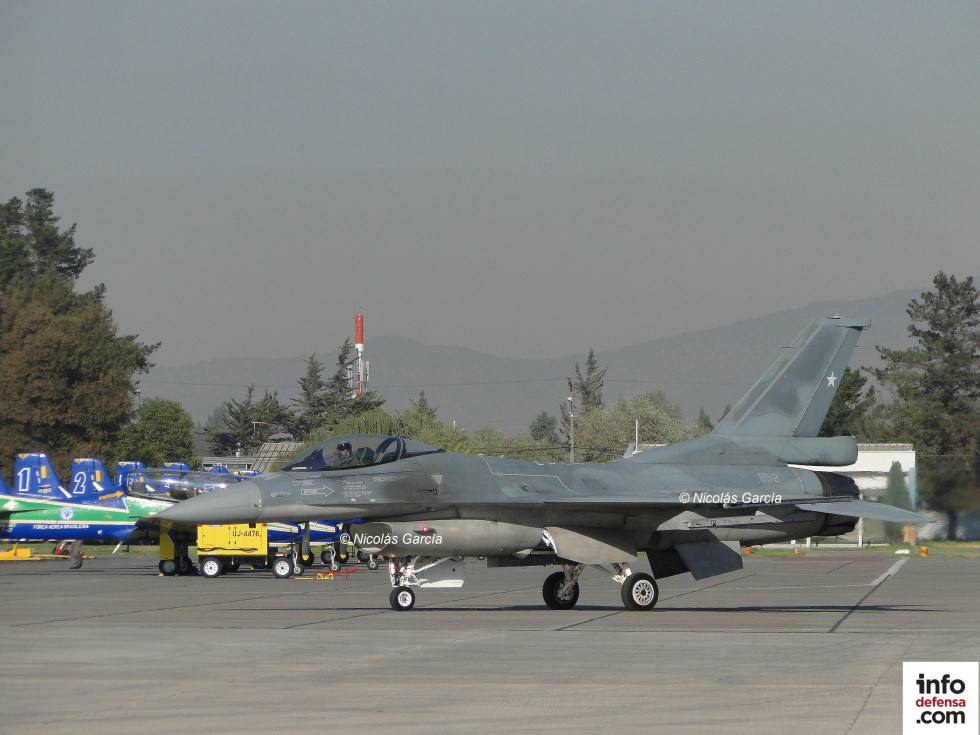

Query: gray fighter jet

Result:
[158,317,931,611]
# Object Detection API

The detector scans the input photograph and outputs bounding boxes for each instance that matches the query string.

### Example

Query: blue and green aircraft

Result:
[1,454,171,545]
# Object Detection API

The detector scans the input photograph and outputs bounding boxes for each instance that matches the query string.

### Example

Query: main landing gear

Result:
[541,563,659,611]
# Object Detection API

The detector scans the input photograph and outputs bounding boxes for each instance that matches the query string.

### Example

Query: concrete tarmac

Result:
[1,551,977,734]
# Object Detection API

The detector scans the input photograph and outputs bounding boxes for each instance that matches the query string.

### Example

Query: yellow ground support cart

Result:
[198,523,278,578]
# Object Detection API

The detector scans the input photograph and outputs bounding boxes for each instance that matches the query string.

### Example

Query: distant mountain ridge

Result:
[143,289,920,433]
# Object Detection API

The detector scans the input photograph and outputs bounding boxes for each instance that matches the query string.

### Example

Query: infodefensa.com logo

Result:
[904,662,978,733]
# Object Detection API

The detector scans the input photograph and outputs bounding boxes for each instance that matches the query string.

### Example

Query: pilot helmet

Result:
[337,442,353,454]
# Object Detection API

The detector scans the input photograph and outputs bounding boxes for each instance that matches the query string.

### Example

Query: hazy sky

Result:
[3,2,978,367]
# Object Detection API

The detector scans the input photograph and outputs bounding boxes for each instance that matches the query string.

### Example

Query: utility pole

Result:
[567,396,575,464]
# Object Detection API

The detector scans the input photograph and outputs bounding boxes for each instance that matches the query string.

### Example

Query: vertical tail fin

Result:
[70,458,128,507]
[114,460,146,489]
[14,453,70,500]
[713,316,868,438]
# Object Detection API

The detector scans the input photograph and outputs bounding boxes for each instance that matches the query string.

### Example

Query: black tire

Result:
[226,560,241,573]
[357,550,370,563]
[366,555,379,571]
[542,571,579,610]
[389,586,415,611]
[272,557,293,578]
[201,556,223,578]
[621,573,659,611]
[320,549,331,565]
[159,559,177,576]
[330,559,341,572]
[293,560,305,577]
[302,553,315,567]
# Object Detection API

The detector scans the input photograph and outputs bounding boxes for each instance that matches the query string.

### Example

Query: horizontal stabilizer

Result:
[796,499,934,525]
[674,540,744,580]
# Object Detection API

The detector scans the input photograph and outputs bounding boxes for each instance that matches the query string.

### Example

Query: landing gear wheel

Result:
[201,556,223,578]
[330,559,341,572]
[293,560,305,577]
[320,549,331,565]
[390,586,416,611]
[176,556,196,576]
[159,559,177,576]
[621,573,659,611]
[302,553,315,567]
[366,555,379,571]
[542,571,580,610]
[272,557,293,578]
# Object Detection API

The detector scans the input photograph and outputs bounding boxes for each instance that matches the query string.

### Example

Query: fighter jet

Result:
[158,317,932,611]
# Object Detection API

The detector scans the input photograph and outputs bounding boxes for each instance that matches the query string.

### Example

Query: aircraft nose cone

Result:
[155,482,263,525]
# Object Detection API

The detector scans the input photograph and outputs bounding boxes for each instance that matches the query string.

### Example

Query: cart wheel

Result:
[272,557,293,578]
[201,557,223,578]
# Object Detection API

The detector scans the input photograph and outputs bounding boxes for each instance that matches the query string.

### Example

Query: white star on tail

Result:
[826,372,838,388]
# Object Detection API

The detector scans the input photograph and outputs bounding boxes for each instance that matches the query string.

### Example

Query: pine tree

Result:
[560,349,607,451]
[409,390,437,420]
[293,353,326,440]
[0,190,156,478]
[319,338,385,431]
[872,272,980,538]
[568,349,607,414]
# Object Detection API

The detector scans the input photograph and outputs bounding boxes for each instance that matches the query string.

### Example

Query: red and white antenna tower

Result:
[354,314,366,397]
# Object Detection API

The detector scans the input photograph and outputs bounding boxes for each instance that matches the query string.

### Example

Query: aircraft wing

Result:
[0,505,41,515]
[542,495,935,525]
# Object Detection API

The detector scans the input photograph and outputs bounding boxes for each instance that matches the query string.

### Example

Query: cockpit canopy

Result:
[280,434,445,473]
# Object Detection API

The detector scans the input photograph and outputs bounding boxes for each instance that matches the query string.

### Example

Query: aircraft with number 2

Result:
[157,317,933,611]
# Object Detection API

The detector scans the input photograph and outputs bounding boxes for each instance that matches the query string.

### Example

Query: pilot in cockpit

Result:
[335,441,355,468]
